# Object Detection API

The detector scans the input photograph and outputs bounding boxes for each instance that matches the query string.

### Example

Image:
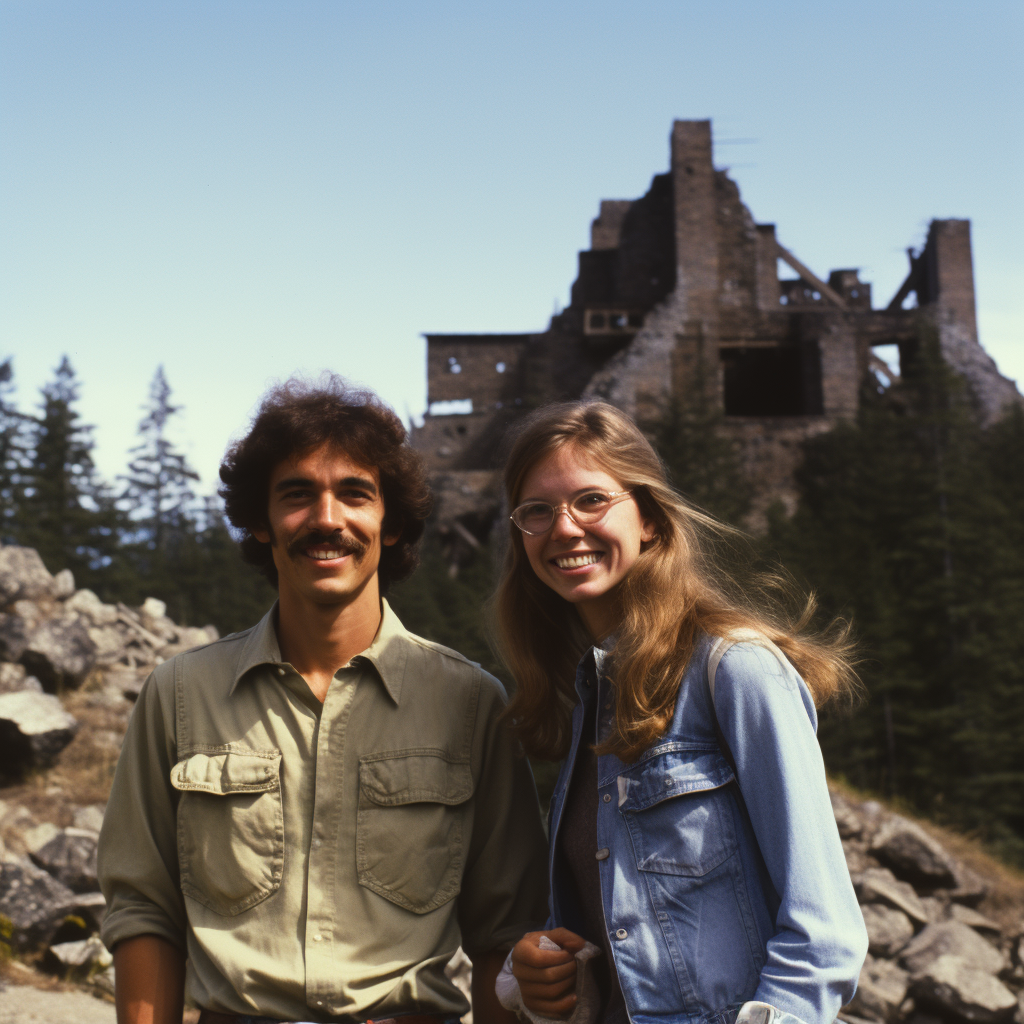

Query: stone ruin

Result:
[1,541,1022,1023]
[413,120,1021,544]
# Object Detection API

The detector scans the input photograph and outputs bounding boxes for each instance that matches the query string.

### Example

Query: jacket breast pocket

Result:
[170,748,283,916]
[619,747,736,877]
[356,748,473,914]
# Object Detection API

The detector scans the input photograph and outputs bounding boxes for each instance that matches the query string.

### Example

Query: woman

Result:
[494,402,867,1024]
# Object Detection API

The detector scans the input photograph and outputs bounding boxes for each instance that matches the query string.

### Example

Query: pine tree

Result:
[17,356,122,586]
[0,358,29,542]
[121,366,200,556]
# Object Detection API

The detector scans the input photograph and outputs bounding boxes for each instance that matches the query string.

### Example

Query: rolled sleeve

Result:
[98,665,187,953]
[456,672,549,955]
[714,643,868,1024]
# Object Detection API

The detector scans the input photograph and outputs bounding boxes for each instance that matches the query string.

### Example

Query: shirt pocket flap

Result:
[618,748,734,811]
[359,750,473,807]
[170,750,281,795]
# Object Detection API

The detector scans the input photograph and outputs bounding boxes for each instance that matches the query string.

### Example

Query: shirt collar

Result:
[230,597,410,704]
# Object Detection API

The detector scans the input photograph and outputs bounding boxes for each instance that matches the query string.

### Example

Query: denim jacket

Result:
[546,636,867,1024]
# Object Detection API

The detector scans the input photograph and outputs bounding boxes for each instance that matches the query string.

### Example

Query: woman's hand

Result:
[511,928,588,1019]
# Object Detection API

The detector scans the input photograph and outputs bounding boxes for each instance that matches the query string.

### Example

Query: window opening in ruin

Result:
[447,357,462,374]
[589,312,606,330]
[721,344,823,416]
[428,399,473,416]
[496,362,506,373]
[870,344,901,391]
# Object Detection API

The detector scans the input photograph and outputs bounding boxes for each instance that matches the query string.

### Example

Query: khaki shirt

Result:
[98,600,548,1021]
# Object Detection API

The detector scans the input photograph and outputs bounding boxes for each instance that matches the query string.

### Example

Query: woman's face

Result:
[516,445,655,639]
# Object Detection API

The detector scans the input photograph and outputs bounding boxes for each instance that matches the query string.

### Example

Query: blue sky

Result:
[2,1,1021,489]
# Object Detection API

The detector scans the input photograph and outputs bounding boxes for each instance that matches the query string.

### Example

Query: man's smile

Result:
[287,531,368,563]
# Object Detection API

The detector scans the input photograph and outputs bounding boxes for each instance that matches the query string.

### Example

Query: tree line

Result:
[0,356,277,634]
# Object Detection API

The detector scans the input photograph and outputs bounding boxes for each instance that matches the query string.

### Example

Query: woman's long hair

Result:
[494,401,859,763]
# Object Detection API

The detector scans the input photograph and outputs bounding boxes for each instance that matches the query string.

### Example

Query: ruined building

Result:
[412,120,1019,540]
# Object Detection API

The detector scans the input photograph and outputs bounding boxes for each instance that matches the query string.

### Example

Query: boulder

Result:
[72,804,106,834]
[912,954,1016,1022]
[856,867,931,925]
[52,568,75,599]
[949,904,1003,938]
[948,863,991,907]
[46,933,112,974]
[0,690,78,775]
[23,822,61,854]
[0,662,27,693]
[901,921,1006,977]
[64,588,118,626]
[29,827,99,893]
[847,955,910,1023]
[870,816,958,887]
[20,615,97,690]
[0,612,32,662]
[0,857,78,950]
[863,903,915,957]
[0,546,56,603]
[88,622,131,664]
[70,890,108,931]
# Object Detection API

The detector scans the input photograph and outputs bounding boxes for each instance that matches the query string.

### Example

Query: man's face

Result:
[252,445,397,609]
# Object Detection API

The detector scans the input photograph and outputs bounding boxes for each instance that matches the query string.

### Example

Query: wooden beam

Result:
[886,249,923,311]
[775,243,848,309]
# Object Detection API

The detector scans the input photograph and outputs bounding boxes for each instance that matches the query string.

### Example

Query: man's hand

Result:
[511,928,587,1019]
[113,934,186,1024]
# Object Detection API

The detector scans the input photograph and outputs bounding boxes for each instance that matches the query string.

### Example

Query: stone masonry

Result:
[411,120,1020,540]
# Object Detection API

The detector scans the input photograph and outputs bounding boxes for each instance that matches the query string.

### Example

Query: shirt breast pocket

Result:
[618,747,736,877]
[356,748,473,914]
[170,748,283,916]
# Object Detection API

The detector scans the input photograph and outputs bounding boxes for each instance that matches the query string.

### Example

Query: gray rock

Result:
[948,863,991,907]
[901,921,1006,977]
[0,546,56,604]
[0,662,27,693]
[847,955,910,1023]
[0,613,32,662]
[949,904,1003,938]
[870,817,958,887]
[87,623,130,664]
[46,933,112,973]
[51,568,75,599]
[20,615,97,690]
[0,857,78,950]
[29,828,99,893]
[70,889,108,931]
[64,589,118,626]
[912,953,1016,1022]
[0,690,78,775]
[833,798,865,839]
[856,866,930,925]
[863,902,915,957]
[23,822,61,854]
[72,805,106,834]
[140,596,167,620]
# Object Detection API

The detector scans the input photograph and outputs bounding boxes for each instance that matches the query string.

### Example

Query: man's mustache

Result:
[287,531,368,561]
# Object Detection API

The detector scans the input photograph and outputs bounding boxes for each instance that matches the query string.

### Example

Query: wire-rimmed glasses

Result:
[509,490,633,535]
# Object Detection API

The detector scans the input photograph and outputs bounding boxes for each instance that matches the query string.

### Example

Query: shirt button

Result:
[317,1000,324,1006]
[314,934,323,942]
[312,837,322,848]
[595,848,610,860]
[277,667,286,676]
[615,928,628,939]
[602,793,612,803]
[665,778,674,787]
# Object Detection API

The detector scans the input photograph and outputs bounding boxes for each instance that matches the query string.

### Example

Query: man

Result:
[98,377,548,1024]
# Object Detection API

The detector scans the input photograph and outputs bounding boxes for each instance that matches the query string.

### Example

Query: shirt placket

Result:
[304,667,358,1014]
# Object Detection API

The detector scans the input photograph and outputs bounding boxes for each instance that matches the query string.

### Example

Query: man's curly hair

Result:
[219,375,431,593]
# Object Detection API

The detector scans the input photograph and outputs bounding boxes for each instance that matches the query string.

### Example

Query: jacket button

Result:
[602,793,612,803]
[615,928,628,940]
[595,848,610,860]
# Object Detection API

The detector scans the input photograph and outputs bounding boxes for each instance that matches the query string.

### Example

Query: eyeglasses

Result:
[510,490,633,535]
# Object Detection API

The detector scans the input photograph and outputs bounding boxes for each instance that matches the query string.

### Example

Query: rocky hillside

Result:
[1,542,1023,1023]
